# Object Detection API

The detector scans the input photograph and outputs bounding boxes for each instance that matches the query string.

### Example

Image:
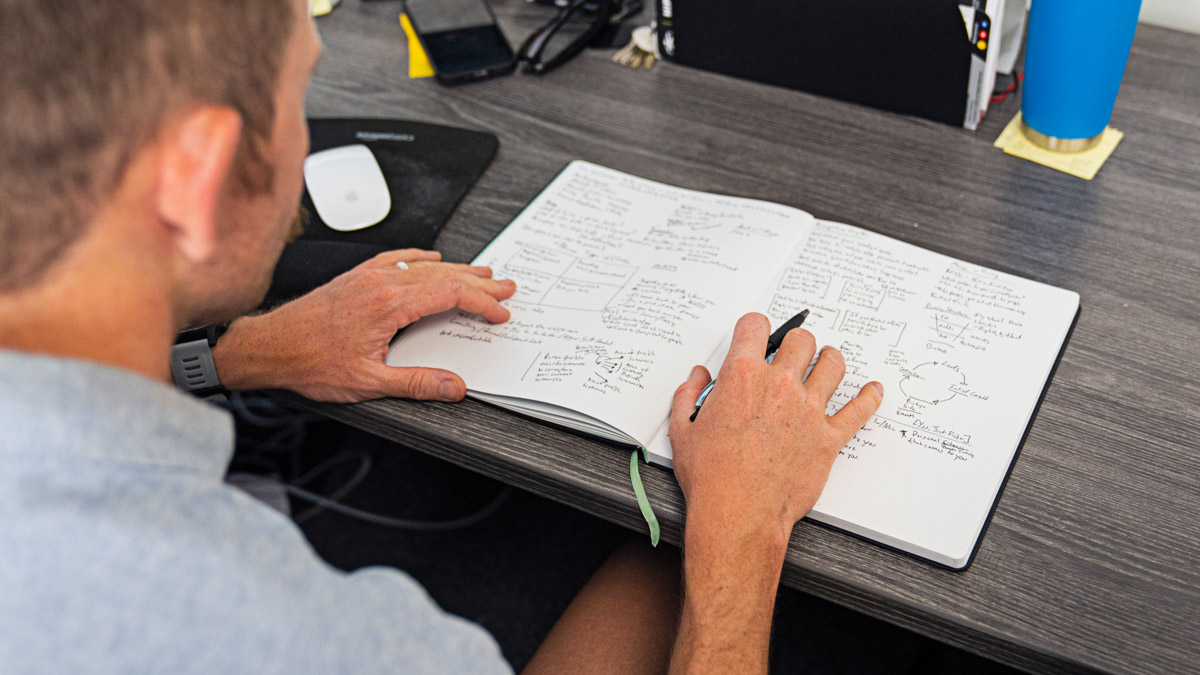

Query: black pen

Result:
[690,309,810,422]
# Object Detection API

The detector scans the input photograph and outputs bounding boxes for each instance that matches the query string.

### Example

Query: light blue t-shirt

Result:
[0,349,511,674]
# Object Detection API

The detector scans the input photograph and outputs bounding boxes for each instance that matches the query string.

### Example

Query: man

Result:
[0,1,882,673]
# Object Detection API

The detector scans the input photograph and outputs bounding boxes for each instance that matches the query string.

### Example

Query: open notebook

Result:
[387,161,1079,569]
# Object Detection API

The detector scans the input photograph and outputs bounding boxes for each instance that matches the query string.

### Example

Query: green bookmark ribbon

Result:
[629,447,660,547]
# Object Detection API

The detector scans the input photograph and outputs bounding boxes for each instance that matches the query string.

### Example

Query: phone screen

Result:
[405,0,515,77]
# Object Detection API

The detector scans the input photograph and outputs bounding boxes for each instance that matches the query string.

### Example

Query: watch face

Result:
[174,324,227,348]
[174,327,211,345]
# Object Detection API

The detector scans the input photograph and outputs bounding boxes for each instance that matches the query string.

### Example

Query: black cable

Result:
[230,391,326,427]
[283,483,515,532]
[228,392,514,532]
[291,450,374,524]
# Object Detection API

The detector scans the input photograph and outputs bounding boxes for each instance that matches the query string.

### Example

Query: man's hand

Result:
[670,312,884,539]
[666,312,883,675]
[210,248,515,403]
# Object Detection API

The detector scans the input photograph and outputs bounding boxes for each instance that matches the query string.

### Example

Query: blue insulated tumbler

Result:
[1021,0,1142,151]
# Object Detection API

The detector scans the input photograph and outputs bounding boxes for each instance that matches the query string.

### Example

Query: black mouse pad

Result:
[299,118,498,249]
[264,118,498,306]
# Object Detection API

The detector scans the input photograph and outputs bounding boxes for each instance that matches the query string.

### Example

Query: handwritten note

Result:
[755,221,1077,564]
[387,161,1079,567]
[388,161,813,444]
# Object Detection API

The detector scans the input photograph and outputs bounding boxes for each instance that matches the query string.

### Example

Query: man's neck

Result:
[0,233,177,384]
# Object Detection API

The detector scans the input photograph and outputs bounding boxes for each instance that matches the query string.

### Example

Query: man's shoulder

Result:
[0,473,509,674]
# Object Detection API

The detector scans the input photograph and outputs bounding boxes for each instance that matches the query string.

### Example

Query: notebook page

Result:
[387,161,814,445]
[769,221,1076,566]
[648,220,1077,566]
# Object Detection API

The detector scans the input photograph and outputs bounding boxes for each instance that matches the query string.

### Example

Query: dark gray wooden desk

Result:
[302,3,1200,672]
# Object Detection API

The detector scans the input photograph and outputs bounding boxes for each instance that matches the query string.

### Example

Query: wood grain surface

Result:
[298,3,1200,672]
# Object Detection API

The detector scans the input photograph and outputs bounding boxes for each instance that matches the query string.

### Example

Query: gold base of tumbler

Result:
[1020,119,1104,153]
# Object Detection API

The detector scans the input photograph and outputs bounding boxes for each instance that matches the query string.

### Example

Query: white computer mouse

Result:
[303,144,392,232]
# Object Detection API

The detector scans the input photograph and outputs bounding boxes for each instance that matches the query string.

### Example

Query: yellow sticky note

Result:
[311,0,333,17]
[399,14,435,79]
[994,112,1123,181]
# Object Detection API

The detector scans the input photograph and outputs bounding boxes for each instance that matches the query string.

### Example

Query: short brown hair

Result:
[0,0,296,292]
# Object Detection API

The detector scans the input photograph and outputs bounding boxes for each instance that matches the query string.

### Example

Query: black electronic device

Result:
[403,0,516,85]
[656,0,999,129]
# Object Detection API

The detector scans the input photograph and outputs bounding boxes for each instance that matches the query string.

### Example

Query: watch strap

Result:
[172,327,225,398]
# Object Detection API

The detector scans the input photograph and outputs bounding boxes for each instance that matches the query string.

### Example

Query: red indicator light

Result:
[980,29,988,39]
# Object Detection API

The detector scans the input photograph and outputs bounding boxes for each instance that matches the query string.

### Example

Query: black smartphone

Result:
[403,0,516,85]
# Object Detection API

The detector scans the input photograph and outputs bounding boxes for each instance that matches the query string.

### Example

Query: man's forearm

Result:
[670,505,791,675]
[209,314,299,392]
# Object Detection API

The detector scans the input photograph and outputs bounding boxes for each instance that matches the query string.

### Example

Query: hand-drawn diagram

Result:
[821,344,983,463]
[925,262,1030,353]
[838,311,907,346]
[931,312,970,341]
[501,245,637,311]
[767,301,907,346]
[523,345,656,397]
[898,361,967,405]
[838,279,888,311]
[767,299,840,331]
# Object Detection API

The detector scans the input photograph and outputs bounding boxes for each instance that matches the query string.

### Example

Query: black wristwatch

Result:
[172,325,227,403]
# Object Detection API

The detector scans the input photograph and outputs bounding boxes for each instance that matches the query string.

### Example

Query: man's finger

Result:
[803,345,846,403]
[404,279,512,324]
[829,382,884,439]
[402,269,514,297]
[374,365,466,401]
[454,274,517,299]
[372,249,442,267]
[389,267,515,303]
[717,313,771,377]
[670,365,712,426]
[771,328,817,380]
[402,262,495,279]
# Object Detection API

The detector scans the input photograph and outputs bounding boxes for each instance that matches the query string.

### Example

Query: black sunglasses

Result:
[518,0,640,74]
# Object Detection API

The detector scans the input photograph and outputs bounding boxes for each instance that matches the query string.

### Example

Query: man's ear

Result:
[154,106,243,264]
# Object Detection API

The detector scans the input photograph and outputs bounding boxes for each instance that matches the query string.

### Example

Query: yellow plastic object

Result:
[994,112,1123,180]
[399,14,435,78]
[311,0,333,17]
